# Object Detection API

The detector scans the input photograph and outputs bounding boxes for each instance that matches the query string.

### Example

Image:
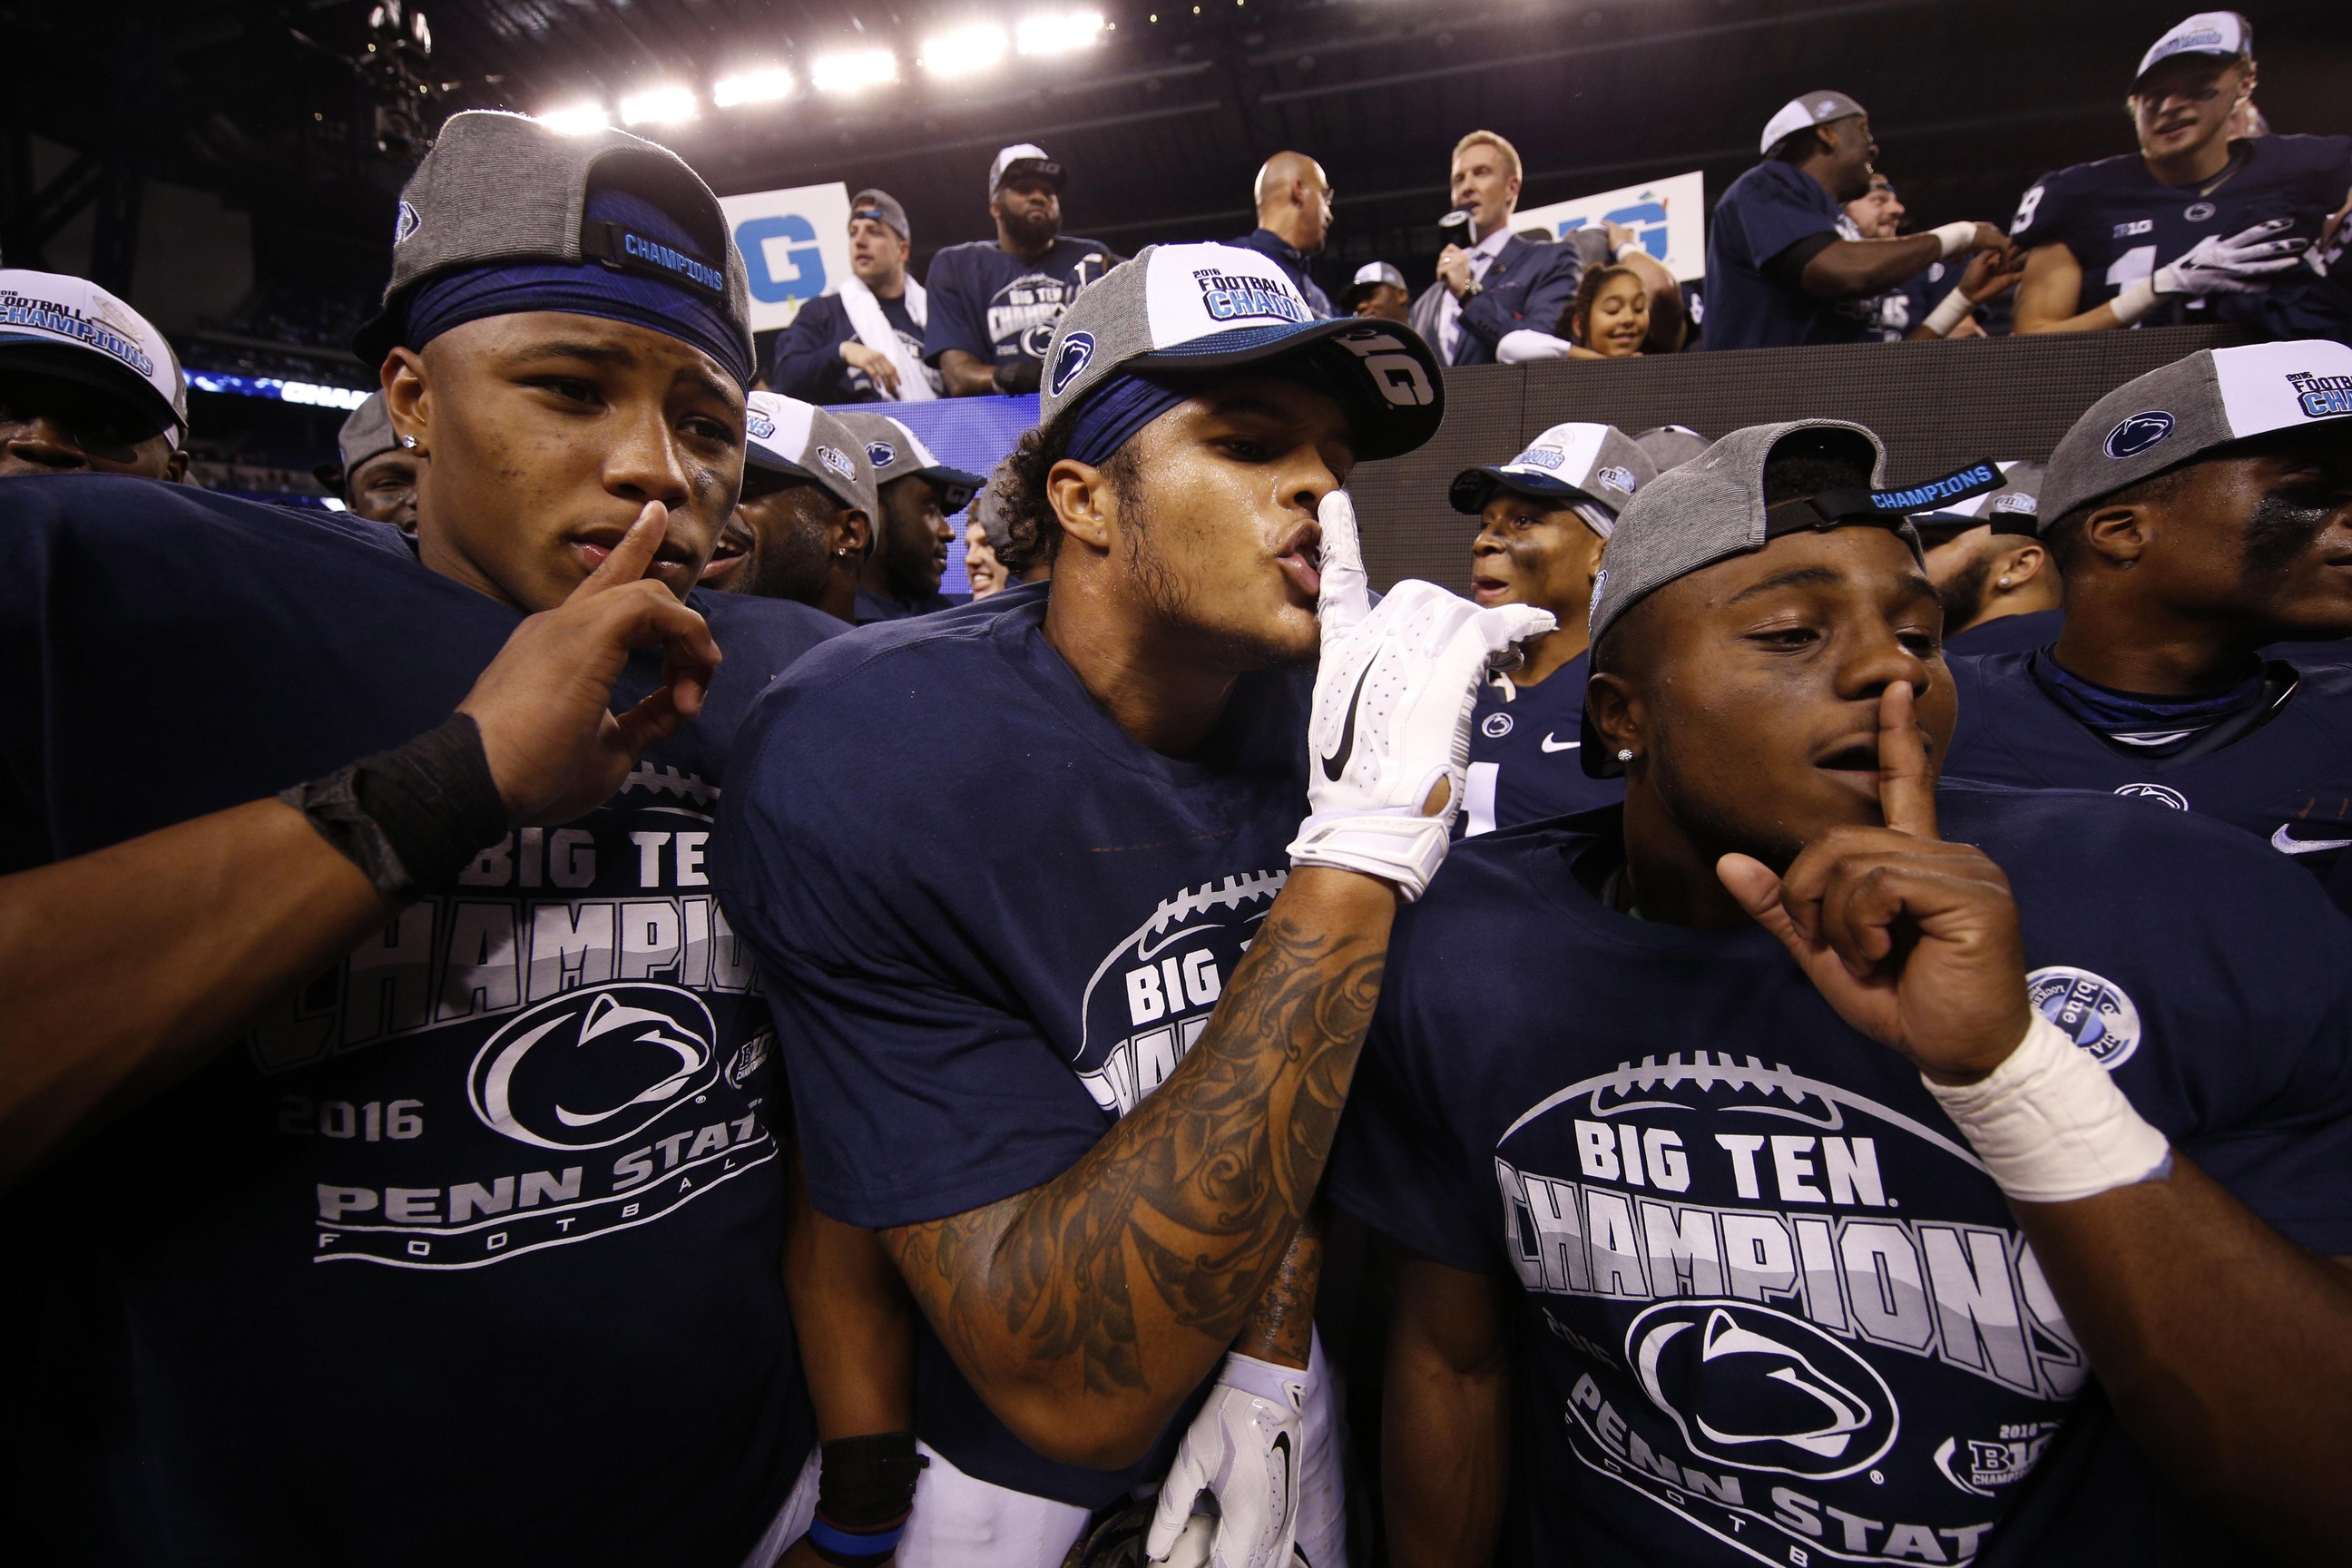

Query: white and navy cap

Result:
[1759,90,1867,156]
[2135,12,2251,84]
[1342,260,1407,309]
[1449,422,1657,536]
[0,269,186,437]
[744,391,877,520]
[834,410,985,514]
[989,143,1065,199]
[2040,340,2352,527]
[1038,241,1445,462]
[1913,461,2043,537]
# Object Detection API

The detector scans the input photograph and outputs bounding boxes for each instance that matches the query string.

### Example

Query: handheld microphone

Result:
[1438,205,1475,233]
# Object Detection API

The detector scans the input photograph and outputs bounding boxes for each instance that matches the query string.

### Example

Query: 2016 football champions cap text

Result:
[835,411,985,514]
[1449,423,1658,534]
[1038,242,1445,462]
[353,110,754,385]
[0,270,187,436]
[2039,340,2352,528]
[745,392,877,520]
[989,144,1065,199]
[2136,12,2251,84]
[1759,91,1867,156]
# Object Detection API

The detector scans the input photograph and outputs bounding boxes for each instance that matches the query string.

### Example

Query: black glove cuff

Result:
[817,1432,928,1526]
[280,712,511,898]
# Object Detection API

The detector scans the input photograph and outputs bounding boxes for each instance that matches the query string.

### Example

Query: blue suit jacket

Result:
[1408,235,1584,366]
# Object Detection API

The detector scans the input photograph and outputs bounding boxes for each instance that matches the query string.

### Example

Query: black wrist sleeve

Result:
[280,712,511,898]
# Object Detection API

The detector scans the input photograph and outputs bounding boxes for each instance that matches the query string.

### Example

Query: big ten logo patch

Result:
[1076,871,1287,1116]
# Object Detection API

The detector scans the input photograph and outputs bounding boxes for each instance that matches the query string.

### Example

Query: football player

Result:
[1941,341,2352,908]
[315,394,422,529]
[702,394,878,618]
[2011,12,2352,344]
[1334,419,2352,1567]
[0,112,845,1566]
[926,145,1119,397]
[1452,422,1652,835]
[0,269,188,482]
[834,412,984,622]
[1914,462,2059,654]
[719,242,1545,1567]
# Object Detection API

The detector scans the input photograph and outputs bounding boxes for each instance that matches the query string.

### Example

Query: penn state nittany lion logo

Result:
[2113,781,2189,810]
[1631,1301,1899,1481]
[394,201,420,244]
[467,986,720,1151]
[2104,410,2175,460]
[1049,331,1095,397]
[1481,711,1514,739]
[2027,965,2143,1070]
[865,440,898,469]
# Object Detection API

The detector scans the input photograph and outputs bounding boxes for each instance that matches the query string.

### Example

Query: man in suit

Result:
[1408,131,1583,367]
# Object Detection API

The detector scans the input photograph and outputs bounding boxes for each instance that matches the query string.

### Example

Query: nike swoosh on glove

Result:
[1287,489,1554,901]
[1145,1354,1308,1568]
[2154,218,2308,297]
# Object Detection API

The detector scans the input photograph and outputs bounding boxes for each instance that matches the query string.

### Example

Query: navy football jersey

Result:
[1329,789,2352,1567]
[2010,134,2352,326]
[0,477,842,1566]
[1460,655,1624,837]
[1943,650,2352,906]
[717,591,1308,1508]
[923,236,1119,376]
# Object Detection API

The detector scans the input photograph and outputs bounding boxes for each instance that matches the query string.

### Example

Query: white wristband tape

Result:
[1288,810,1449,901]
[2108,277,2161,326]
[1926,1014,2171,1203]
[1930,220,1979,260]
[1220,1351,1310,1407]
[1922,288,1975,337]
[1612,238,1642,262]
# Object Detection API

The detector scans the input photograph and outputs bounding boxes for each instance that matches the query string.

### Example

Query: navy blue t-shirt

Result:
[923,236,1120,375]
[718,592,1308,1507]
[1460,654,1623,837]
[1944,650,2352,905]
[2010,135,2352,336]
[0,476,840,1568]
[1705,162,1875,351]
[1945,608,2063,657]
[768,290,936,404]
[1230,228,1336,318]
[1329,788,2352,1567]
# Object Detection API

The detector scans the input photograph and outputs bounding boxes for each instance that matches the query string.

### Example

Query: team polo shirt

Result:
[1704,162,1876,351]
[0,475,839,1568]
[718,591,1310,1507]
[923,236,1120,379]
[1329,788,2352,1567]
[1942,650,2352,909]
[1460,653,1623,837]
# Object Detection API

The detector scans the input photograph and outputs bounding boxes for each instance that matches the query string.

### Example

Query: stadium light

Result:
[539,103,611,135]
[811,48,898,93]
[1016,10,1103,55]
[919,24,1010,78]
[713,66,794,106]
[620,85,698,126]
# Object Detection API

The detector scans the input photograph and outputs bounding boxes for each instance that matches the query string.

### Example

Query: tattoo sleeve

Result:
[1235,1201,1326,1370]
[880,872,1390,1449]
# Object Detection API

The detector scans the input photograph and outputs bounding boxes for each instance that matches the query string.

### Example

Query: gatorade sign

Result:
[1516,171,1706,283]
[718,181,852,330]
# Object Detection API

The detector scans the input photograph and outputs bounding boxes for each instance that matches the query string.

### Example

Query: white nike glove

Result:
[2112,219,2308,323]
[1288,490,1554,900]
[1146,1353,1308,1568]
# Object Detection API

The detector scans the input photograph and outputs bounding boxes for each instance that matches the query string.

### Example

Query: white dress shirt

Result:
[1438,224,1514,364]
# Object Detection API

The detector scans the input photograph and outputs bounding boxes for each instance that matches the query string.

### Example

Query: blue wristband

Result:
[808,1514,906,1565]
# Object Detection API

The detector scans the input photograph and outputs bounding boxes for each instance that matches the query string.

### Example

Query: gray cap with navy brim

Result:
[2038,340,2352,528]
[1038,241,1446,462]
[1450,422,1657,531]
[1633,424,1711,472]
[353,110,752,376]
[834,411,986,514]
[745,392,877,520]
[1759,90,1867,156]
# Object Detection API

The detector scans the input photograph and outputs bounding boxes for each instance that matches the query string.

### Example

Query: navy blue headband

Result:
[1063,357,1358,468]
[401,189,750,387]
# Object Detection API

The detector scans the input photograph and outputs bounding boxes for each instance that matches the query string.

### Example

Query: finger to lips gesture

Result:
[457,502,724,828]
[1716,682,2032,1083]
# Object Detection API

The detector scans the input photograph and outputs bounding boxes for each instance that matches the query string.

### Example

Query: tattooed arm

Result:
[1234,1201,1325,1369]
[878,867,1393,1468]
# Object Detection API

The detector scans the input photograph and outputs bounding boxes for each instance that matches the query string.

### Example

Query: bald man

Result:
[1229,151,1336,317]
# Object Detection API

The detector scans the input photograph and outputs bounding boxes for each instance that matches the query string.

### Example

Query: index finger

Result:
[1316,488,1371,638]
[1877,681,1938,839]
[570,503,668,603]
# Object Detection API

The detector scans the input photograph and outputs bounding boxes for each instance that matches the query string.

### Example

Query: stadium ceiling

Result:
[5,0,2348,292]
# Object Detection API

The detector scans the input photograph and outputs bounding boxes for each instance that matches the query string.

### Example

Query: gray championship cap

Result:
[2136,11,2251,85]
[835,411,985,514]
[990,143,1066,199]
[353,110,753,383]
[1913,460,2044,539]
[1759,90,1867,156]
[1038,241,1445,462]
[1341,260,1407,310]
[0,269,187,436]
[2039,340,2352,528]
[313,391,401,488]
[1449,422,1656,536]
[850,189,911,241]
[1633,424,1711,472]
[744,392,877,520]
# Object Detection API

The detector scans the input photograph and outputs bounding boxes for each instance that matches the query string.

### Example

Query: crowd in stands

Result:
[5,10,2352,1568]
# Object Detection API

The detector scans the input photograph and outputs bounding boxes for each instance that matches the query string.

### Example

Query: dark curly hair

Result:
[1561,262,1645,347]
[992,412,1142,576]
